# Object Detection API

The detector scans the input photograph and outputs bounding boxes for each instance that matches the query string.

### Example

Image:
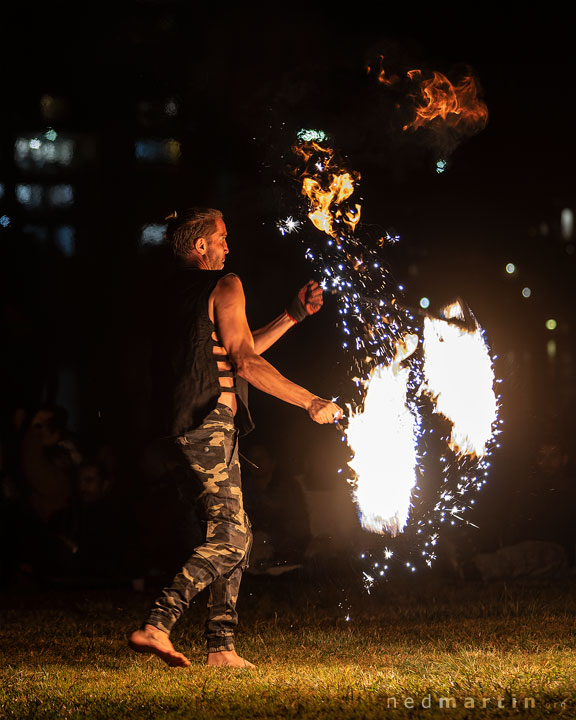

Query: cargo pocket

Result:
[206,518,250,553]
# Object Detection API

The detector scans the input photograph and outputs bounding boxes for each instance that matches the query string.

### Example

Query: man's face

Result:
[204,217,229,270]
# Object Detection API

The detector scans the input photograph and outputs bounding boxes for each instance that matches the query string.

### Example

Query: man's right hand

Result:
[307,397,344,424]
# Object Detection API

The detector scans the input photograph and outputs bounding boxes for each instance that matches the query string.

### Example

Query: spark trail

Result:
[280,131,500,577]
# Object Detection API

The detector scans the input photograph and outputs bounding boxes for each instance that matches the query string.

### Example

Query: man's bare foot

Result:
[129,624,191,667]
[207,649,255,668]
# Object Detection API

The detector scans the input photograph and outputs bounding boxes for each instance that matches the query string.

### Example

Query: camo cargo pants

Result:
[146,404,252,652]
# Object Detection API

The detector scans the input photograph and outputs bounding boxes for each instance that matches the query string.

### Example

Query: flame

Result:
[368,59,488,134]
[421,302,497,458]
[302,173,361,236]
[346,334,420,536]
[367,57,400,87]
[291,141,361,238]
[403,70,488,132]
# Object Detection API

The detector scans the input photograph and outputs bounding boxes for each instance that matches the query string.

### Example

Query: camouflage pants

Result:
[146,404,252,652]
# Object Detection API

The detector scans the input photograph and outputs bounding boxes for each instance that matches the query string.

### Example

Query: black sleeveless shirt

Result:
[149,266,254,437]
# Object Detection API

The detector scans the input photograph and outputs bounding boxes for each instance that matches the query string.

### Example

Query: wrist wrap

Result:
[286,295,308,323]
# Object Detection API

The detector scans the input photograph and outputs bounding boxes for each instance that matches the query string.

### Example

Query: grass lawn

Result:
[1,570,575,719]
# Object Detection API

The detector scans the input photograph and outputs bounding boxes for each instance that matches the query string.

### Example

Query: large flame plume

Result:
[346,334,420,536]
[368,57,488,136]
[403,69,489,133]
[421,302,498,459]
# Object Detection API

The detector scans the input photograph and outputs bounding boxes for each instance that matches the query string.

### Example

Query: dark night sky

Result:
[2,5,575,453]
[0,4,575,572]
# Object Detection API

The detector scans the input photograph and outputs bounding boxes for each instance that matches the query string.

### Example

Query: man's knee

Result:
[194,516,252,574]
[195,539,249,575]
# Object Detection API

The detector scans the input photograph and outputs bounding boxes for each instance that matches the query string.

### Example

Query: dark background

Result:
[1,4,575,582]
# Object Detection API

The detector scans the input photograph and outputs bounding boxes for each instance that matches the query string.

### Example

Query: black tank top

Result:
[150,266,254,437]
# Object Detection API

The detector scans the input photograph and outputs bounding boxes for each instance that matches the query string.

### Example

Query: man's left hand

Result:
[287,280,323,323]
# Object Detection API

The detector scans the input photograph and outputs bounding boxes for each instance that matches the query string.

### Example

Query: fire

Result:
[403,70,488,132]
[291,140,361,238]
[421,302,497,458]
[346,334,420,536]
[368,58,488,134]
[302,173,360,236]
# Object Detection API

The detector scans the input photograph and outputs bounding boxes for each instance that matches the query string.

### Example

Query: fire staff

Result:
[129,207,342,668]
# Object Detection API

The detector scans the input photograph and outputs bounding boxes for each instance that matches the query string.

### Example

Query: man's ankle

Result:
[144,623,168,636]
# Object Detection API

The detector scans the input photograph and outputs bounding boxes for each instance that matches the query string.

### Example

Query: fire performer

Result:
[129,207,343,668]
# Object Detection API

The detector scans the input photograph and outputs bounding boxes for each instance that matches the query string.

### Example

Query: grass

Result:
[1,570,575,719]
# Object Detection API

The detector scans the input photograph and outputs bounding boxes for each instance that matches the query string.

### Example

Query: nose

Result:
[223,241,229,254]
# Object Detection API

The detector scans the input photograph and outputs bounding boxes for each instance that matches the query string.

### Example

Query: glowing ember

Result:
[421,302,498,458]
[346,334,420,536]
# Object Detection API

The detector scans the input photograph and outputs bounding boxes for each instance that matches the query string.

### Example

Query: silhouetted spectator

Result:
[3,403,82,581]
[19,404,82,522]
[473,432,576,581]
[47,452,136,584]
[242,442,311,570]
[506,434,575,565]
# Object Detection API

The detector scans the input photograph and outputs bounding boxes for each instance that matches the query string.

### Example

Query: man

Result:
[129,207,342,668]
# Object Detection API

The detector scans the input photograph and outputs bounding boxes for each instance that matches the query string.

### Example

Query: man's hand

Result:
[286,280,323,323]
[307,397,344,425]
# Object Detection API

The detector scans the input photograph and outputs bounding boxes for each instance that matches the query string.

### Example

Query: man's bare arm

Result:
[252,312,296,355]
[251,281,324,355]
[214,275,341,424]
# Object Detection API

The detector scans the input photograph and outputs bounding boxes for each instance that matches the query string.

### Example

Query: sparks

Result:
[280,128,498,576]
[296,128,328,143]
[276,216,302,235]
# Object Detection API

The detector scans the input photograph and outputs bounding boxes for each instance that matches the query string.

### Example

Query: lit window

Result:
[140,223,167,246]
[16,184,44,207]
[561,208,573,240]
[135,138,181,164]
[55,226,75,256]
[47,184,74,207]
[14,135,74,169]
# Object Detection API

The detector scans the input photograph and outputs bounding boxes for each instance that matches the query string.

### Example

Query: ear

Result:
[193,237,207,254]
